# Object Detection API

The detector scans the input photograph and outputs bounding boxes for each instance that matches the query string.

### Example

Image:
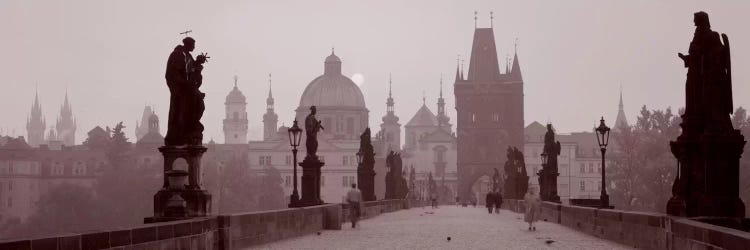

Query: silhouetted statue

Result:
[678,11,733,132]
[305,106,324,157]
[357,128,377,201]
[540,124,561,203]
[668,11,745,218]
[164,37,208,146]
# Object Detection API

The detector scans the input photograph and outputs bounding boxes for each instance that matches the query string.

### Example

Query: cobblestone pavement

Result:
[250,205,632,250]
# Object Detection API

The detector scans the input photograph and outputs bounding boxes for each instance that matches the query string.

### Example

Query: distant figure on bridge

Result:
[524,187,541,231]
[346,183,363,228]
[494,190,503,214]
[485,191,495,214]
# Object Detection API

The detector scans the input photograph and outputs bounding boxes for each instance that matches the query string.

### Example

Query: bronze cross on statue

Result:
[180,30,192,36]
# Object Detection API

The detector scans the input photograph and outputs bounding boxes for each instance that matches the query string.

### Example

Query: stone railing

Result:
[502,199,750,250]
[0,199,413,250]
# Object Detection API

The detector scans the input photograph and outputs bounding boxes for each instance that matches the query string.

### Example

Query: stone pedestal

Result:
[145,145,212,223]
[357,166,376,201]
[669,126,746,217]
[298,156,324,207]
[538,169,561,203]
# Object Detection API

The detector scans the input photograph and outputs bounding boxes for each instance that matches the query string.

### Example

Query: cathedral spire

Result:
[614,85,629,130]
[56,91,76,145]
[27,88,46,147]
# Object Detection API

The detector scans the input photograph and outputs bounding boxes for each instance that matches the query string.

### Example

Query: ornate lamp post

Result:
[595,117,611,208]
[287,119,303,207]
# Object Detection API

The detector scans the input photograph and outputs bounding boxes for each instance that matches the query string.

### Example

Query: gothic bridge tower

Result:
[455,20,524,202]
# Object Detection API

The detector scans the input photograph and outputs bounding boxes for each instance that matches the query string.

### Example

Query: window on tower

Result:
[492,113,499,122]
[472,113,476,123]
[233,112,238,120]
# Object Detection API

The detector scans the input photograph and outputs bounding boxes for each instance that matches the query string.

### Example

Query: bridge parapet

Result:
[502,199,750,250]
[0,199,418,250]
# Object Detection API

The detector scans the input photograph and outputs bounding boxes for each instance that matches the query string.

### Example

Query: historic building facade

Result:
[455,25,524,201]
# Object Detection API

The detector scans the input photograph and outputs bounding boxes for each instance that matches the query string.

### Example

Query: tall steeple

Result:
[263,73,279,141]
[380,74,401,152]
[436,76,451,131]
[56,91,76,146]
[26,89,46,147]
[614,86,629,130]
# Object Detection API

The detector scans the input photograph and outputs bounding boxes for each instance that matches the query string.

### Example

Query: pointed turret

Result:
[26,89,46,147]
[56,91,76,146]
[510,50,523,82]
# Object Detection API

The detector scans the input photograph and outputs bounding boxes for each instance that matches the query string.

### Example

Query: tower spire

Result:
[233,75,238,88]
[386,74,395,114]
[490,11,494,28]
[439,75,444,98]
[388,74,393,98]
[474,11,478,28]
[268,73,273,99]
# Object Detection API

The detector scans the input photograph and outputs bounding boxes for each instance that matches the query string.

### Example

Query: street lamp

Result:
[356,150,364,166]
[287,119,303,207]
[595,117,611,208]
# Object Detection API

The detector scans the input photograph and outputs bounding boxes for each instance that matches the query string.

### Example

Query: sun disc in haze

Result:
[351,73,365,87]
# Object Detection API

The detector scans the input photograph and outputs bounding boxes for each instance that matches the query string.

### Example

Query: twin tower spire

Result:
[27,89,76,147]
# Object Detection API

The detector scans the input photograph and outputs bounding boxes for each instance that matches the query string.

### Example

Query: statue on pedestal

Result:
[305,106,324,158]
[299,106,325,206]
[147,36,212,223]
[668,12,745,218]
[540,124,561,203]
[357,128,376,201]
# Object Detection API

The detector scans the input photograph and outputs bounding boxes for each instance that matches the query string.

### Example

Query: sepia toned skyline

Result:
[1,0,749,143]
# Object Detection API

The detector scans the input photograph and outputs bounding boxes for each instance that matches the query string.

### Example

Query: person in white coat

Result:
[524,187,541,231]
[346,183,363,228]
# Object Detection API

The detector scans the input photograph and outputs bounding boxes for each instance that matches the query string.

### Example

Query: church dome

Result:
[226,86,246,104]
[299,52,365,108]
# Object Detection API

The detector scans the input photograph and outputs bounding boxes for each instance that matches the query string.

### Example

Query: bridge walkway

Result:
[249,205,630,250]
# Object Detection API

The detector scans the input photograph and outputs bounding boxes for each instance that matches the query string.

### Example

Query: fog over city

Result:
[1,0,749,142]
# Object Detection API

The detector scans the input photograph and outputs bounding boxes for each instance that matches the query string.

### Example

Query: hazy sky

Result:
[1,0,748,143]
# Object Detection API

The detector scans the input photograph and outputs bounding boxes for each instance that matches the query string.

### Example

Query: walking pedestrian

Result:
[485,191,495,213]
[524,187,541,231]
[494,191,503,214]
[346,183,363,228]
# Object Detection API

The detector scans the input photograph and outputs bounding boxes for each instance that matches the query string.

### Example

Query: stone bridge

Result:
[1,199,749,249]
